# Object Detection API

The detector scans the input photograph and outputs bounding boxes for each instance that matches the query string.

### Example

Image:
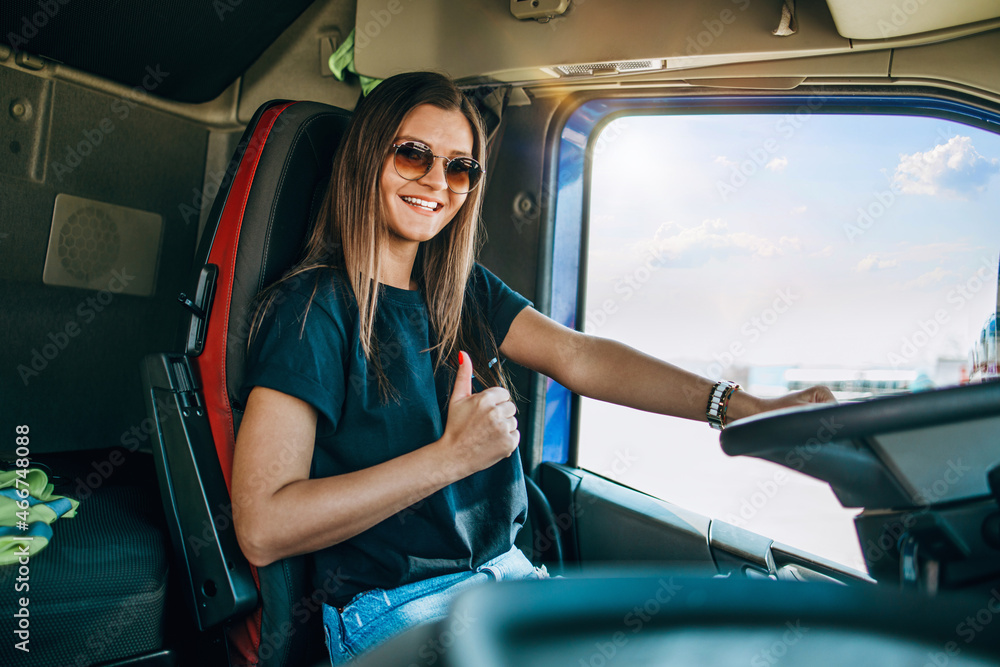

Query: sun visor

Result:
[352,0,851,83]
[826,0,1000,40]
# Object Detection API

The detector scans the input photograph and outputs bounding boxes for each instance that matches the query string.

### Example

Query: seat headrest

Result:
[192,100,352,409]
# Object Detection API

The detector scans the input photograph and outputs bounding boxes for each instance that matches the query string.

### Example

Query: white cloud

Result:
[790,205,807,215]
[893,241,980,263]
[766,157,788,172]
[891,135,999,199]
[849,242,982,279]
[778,235,802,252]
[715,155,737,169]
[902,267,954,289]
[810,245,834,258]
[650,219,800,267]
[855,254,899,272]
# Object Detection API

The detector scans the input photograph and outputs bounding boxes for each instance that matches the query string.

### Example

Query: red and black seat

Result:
[141,99,351,666]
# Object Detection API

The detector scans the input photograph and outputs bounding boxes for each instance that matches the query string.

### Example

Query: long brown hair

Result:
[252,72,508,398]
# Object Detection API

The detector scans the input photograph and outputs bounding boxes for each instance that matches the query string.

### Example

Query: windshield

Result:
[577,110,1000,570]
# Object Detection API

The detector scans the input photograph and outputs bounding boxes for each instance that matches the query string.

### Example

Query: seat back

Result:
[142,100,352,666]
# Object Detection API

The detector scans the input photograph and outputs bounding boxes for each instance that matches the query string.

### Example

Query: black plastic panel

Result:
[140,353,257,631]
[0,0,316,103]
[573,470,714,568]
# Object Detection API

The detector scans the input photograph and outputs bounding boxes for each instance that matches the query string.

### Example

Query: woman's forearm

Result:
[502,308,769,425]
[234,369,521,568]
[237,438,461,567]
[232,386,472,568]
[552,333,763,423]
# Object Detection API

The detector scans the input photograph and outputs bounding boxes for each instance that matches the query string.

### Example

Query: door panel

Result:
[537,462,873,586]
[538,463,715,571]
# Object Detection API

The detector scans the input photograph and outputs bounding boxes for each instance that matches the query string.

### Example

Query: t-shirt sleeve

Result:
[471,263,532,347]
[240,282,349,430]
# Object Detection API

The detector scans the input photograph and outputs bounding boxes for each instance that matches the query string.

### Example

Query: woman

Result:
[231,71,832,664]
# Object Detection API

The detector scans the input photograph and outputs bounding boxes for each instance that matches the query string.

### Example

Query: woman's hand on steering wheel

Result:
[731,385,837,424]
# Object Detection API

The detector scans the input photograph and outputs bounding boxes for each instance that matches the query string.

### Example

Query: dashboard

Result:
[721,380,1000,590]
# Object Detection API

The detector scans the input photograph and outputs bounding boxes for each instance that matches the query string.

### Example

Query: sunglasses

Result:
[391,141,485,194]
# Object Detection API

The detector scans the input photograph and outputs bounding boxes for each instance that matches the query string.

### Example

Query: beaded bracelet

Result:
[706,380,741,430]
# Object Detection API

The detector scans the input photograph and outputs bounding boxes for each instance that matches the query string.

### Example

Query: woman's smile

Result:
[399,194,444,213]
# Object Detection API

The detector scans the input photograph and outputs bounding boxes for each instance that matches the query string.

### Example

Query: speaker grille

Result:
[57,206,122,281]
[43,194,162,296]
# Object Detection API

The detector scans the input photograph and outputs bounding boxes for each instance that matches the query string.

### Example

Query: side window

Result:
[576,111,1000,570]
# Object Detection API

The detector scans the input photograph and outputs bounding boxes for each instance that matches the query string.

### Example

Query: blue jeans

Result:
[322,545,547,664]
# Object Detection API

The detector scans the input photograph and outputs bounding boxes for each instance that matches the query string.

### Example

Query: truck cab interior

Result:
[2,1,1000,666]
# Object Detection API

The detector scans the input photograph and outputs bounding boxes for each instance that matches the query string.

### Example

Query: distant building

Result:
[970,313,998,383]
[784,368,917,400]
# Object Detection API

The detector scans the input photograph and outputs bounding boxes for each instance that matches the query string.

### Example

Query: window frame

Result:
[540,88,1000,467]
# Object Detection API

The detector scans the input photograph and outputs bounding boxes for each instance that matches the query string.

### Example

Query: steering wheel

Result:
[720,380,1000,508]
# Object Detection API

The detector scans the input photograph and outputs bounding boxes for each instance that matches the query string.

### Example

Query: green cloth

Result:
[328,29,383,96]
[0,468,79,565]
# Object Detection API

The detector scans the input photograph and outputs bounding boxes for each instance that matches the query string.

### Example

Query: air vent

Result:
[553,59,664,77]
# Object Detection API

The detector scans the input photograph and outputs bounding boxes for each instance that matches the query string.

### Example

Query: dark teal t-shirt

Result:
[241,263,531,605]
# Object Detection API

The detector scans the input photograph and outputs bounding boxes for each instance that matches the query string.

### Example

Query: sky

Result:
[576,112,1000,569]
[584,113,1000,378]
